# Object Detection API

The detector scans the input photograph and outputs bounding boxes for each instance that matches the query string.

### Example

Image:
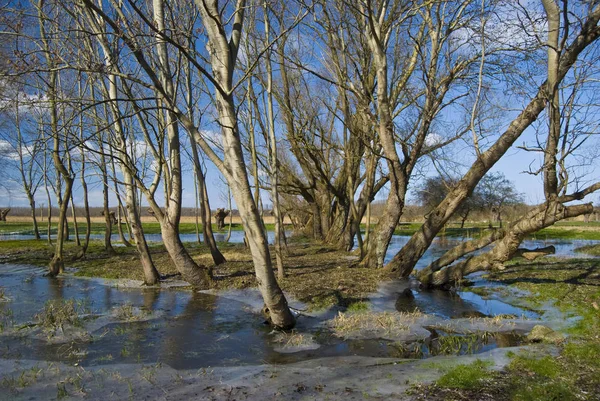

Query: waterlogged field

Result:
[0,223,599,400]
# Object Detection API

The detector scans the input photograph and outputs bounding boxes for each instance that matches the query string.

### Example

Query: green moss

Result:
[435,360,493,389]
[346,301,369,312]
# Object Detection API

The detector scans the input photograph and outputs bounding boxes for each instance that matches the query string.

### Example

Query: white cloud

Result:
[0,139,34,161]
[425,133,443,147]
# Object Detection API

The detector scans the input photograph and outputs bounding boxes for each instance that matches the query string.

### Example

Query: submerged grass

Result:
[112,303,148,322]
[272,330,313,348]
[34,299,90,335]
[331,310,422,337]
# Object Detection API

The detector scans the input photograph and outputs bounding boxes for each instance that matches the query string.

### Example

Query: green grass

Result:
[418,258,600,400]
[435,360,494,389]
[390,220,600,240]
[4,219,600,239]
[346,301,369,312]
[574,244,600,256]
[508,355,561,379]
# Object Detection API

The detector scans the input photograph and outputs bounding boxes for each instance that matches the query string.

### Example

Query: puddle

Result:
[371,280,540,319]
[0,263,551,370]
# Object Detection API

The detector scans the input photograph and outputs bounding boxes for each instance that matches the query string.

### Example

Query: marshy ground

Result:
[0,225,599,400]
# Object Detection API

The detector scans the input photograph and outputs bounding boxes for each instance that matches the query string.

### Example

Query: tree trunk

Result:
[123,169,160,285]
[311,201,323,240]
[264,4,284,280]
[194,0,294,327]
[385,7,600,277]
[100,152,116,256]
[49,178,73,275]
[418,227,507,281]
[28,196,41,240]
[109,151,132,247]
[226,186,232,243]
[194,167,201,244]
[418,202,593,287]
[153,0,213,288]
[70,192,80,246]
[195,152,226,265]
[80,148,91,253]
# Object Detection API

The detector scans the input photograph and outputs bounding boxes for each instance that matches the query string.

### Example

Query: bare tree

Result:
[388,2,600,277]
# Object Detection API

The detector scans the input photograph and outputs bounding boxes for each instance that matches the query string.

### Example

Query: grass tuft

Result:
[435,360,494,389]
[34,299,90,334]
[331,310,422,337]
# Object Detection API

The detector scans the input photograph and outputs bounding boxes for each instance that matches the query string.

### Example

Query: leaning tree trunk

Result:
[385,7,600,277]
[194,0,295,328]
[419,227,508,278]
[190,138,226,264]
[49,178,73,275]
[110,153,132,247]
[123,168,160,285]
[40,9,73,276]
[153,0,212,288]
[198,157,226,265]
[418,201,593,287]
[264,8,285,279]
[80,146,91,253]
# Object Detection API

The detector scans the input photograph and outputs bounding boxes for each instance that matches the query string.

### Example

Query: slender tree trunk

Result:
[194,0,294,327]
[39,3,73,276]
[100,150,116,256]
[70,192,80,246]
[28,196,41,240]
[193,148,226,265]
[15,100,40,240]
[246,78,267,238]
[80,146,91,253]
[226,186,232,243]
[264,6,284,280]
[110,154,132,247]
[45,176,52,244]
[49,178,73,275]
[194,166,201,244]
[123,168,160,285]
[153,0,212,288]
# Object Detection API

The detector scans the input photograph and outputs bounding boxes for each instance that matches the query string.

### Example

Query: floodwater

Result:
[384,235,600,267]
[0,234,596,369]
[0,264,549,369]
[0,230,269,244]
